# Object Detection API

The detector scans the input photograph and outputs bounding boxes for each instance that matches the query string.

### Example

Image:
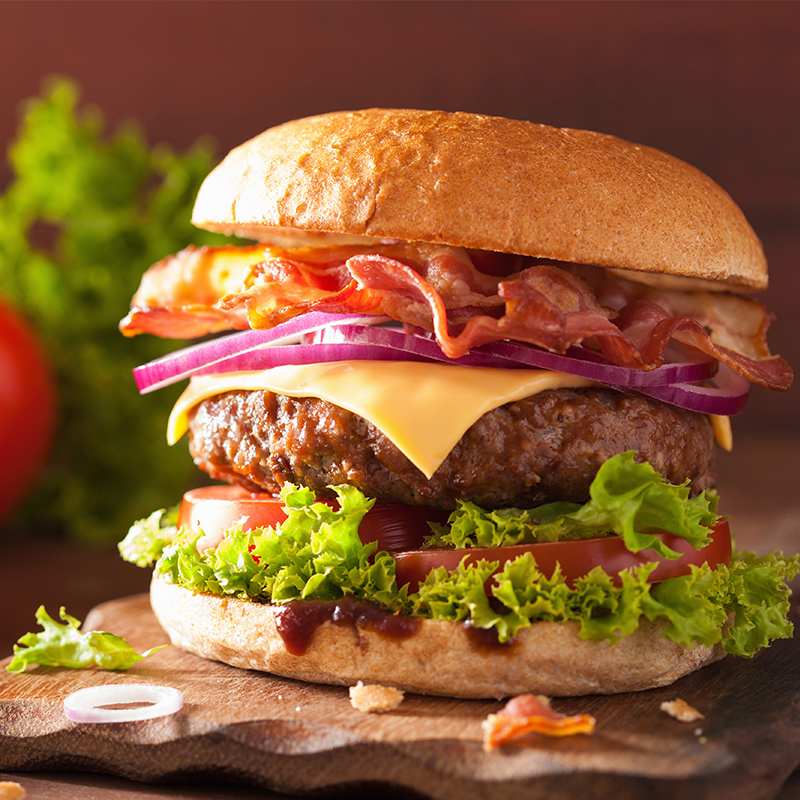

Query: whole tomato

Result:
[0,298,56,524]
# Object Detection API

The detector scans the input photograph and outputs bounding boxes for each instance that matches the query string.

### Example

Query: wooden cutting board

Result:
[1,593,799,800]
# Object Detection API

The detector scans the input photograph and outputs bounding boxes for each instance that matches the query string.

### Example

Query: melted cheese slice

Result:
[710,414,733,452]
[167,361,595,478]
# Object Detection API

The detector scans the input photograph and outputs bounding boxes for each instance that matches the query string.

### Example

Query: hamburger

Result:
[118,109,797,699]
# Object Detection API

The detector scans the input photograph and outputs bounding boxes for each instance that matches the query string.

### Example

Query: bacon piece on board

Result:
[482,694,596,750]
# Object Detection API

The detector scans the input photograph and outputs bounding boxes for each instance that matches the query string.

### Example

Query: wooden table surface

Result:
[1,431,799,799]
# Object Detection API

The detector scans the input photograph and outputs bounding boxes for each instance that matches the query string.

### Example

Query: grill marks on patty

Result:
[187,387,717,510]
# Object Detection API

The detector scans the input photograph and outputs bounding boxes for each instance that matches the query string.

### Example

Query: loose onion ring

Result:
[63,684,184,723]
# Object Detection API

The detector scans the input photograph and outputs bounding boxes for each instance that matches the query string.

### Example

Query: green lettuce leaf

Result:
[427,452,719,559]
[118,506,178,567]
[717,550,799,656]
[6,606,164,674]
[122,470,795,656]
[412,554,657,644]
[155,484,405,610]
[426,500,584,548]
[411,549,795,651]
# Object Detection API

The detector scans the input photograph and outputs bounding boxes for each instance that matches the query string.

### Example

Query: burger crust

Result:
[192,108,767,291]
[151,574,725,699]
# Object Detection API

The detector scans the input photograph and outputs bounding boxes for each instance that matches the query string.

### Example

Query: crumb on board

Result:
[660,698,705,723]
[0,782,26,800]
[349,681,404,713]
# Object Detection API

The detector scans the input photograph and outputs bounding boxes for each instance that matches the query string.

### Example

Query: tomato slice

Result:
[178,485,448,553]
[393,520,732,591]
[179,486,731,590]
[179,486,289,540]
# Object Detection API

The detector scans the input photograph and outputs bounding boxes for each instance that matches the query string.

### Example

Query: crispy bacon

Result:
[119,305,249,339]
[119,242,792,391]
[120,244,266,338]
[482,694,596,750]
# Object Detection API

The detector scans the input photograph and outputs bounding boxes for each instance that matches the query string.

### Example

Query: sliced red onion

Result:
[195,340,459,372]
[132,312,727,416]
[133,312,388,393]
[64,683,184,723]
[308,324,718,386]
[303,324,516,367]
[617,363,750,416]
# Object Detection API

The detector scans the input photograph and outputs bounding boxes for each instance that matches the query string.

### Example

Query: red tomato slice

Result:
[178,485,448,553]
[179,486,289,539]
[179,486,730,590]
[394,520,731,591]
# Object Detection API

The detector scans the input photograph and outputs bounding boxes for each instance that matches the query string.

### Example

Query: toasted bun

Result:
[192,109,766,291]
[151,573,724,699]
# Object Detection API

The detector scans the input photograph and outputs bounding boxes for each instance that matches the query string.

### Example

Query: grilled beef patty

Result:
[186,387,717,509]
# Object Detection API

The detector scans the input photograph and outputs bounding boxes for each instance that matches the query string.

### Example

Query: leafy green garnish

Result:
[5,606,164,674]
[120,454,797,658]
[428,452,719,559]
[118,506,178,568]
[0,77,230,542]
[409,549,797,653]
[153,484,404,610]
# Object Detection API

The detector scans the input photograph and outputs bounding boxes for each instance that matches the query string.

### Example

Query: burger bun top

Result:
[192,109,767,292]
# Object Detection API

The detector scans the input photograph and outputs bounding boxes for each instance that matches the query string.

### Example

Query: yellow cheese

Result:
[710,414,733,452]
[167,361,594,478]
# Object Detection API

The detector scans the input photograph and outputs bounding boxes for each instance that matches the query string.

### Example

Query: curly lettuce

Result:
[427,452,719,559]
[6,606,164,674]
[118,506,178,568]
[120,454,798,658]
[151,484,404,610]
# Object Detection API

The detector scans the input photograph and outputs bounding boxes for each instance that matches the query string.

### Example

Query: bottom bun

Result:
[150,573,725,699]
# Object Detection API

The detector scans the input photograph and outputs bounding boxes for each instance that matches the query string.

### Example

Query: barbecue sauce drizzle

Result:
[273,598,422,656]
[273,599,518,655]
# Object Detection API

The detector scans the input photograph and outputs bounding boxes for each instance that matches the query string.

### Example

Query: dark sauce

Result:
[274,598,422,655]
[463,622,516,656]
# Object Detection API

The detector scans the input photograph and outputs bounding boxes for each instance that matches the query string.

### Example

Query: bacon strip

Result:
[120,244,267,338]
[119,242,792,391]
[482,694,596,750]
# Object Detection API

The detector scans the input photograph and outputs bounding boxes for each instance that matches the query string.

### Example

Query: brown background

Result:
[1,5,800,796]
[1,1,797,431]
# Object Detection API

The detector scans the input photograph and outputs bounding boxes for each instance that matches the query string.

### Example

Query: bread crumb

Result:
[660,698,705,723]
[0,782,26,800]
[349,681,404,713]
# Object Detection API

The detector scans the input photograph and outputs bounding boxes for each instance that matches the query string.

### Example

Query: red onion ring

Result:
[614,363,750,416]
[63,683,184,723]
[133,312,388,393]
[131,314,744,415]
[310,324,718,387]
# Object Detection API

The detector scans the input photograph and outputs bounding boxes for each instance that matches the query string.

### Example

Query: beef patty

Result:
[187,387,718,509]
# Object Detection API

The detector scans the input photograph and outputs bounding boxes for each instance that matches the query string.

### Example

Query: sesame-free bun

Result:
[192,109,767,291]
[151,573,724,699]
